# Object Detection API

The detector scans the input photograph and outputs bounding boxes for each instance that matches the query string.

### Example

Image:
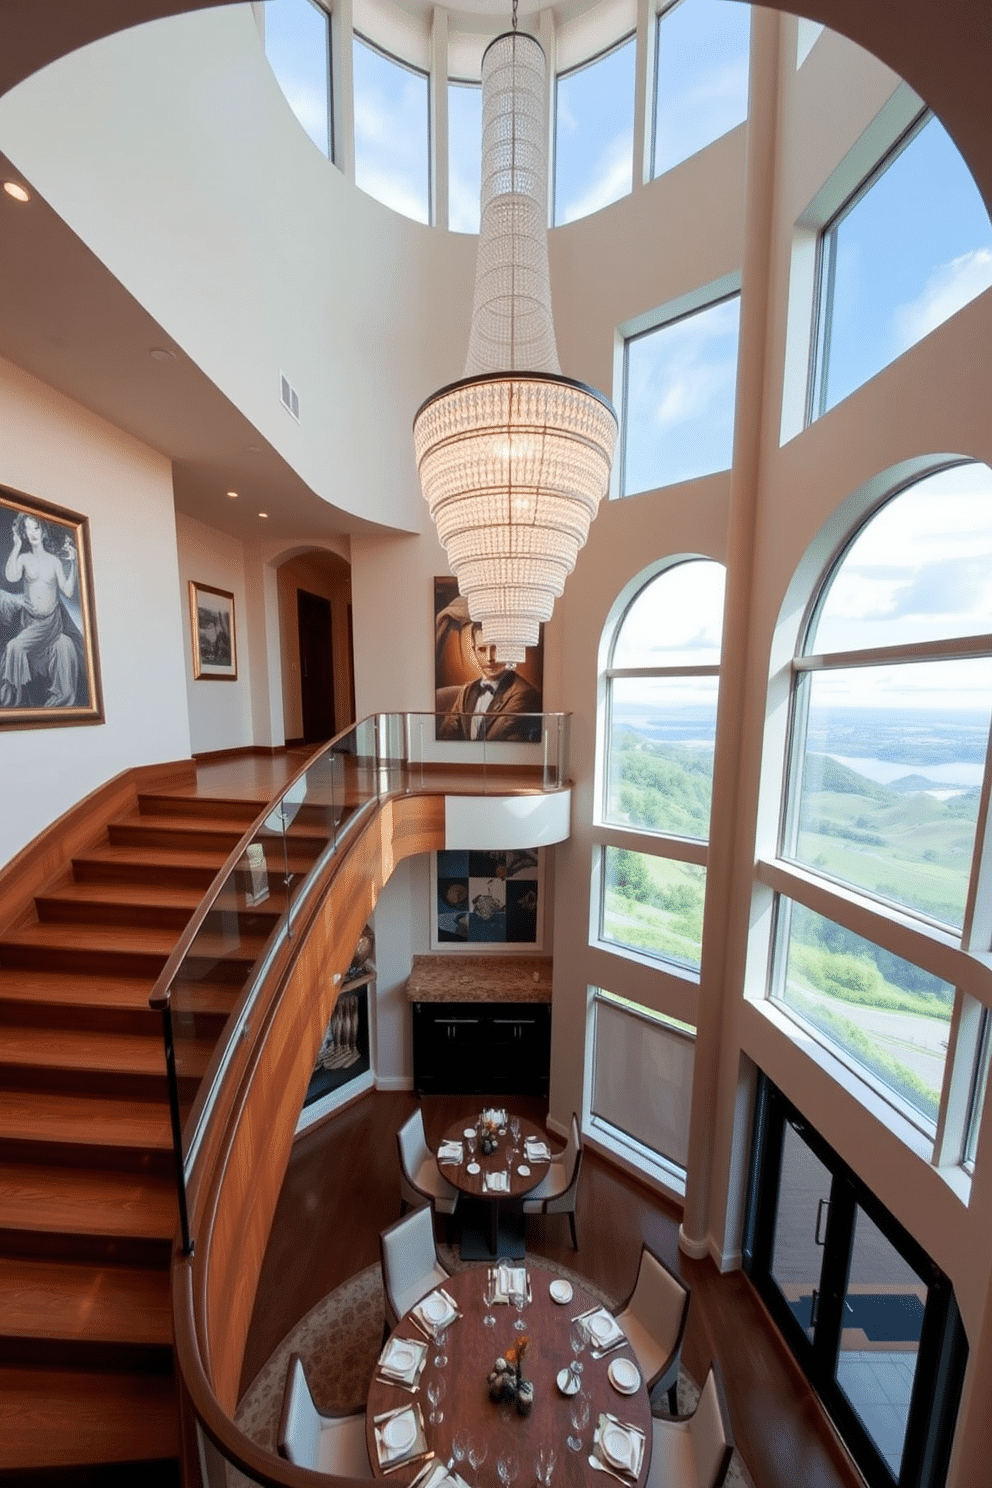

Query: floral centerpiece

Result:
[488,1336,533,1415]
[477,1108,504,1155]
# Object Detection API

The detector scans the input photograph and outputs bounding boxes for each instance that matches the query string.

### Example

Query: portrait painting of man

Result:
[0,487,103,729]
[433,576,544,742]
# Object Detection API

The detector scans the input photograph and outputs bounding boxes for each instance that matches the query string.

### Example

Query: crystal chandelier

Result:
[413,19,617,665]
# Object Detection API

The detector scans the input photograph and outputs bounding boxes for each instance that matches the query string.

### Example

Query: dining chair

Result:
[396,1107,459,1239]
[613,1242,691,1414]
[645,1362,735,1488]
[276,1352,372,1477]
[521,1111,582,1248]
[380,1203,452,1335]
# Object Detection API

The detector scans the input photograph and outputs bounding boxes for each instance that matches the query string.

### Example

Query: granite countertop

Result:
[406,953,552,1003]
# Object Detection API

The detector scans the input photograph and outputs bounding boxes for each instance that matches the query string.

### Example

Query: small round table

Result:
[440,1115,551,1260]
[366,1262,653,1488]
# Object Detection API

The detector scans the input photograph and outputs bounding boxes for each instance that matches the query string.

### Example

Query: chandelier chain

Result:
[512,0,518,29]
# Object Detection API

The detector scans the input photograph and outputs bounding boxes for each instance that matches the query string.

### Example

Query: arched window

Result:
[598,558,726,972]
[263,0,332,159]
[554,34,636,225]
[353,35,430,223]
[652,0,751,179]
[770,462,992,1141]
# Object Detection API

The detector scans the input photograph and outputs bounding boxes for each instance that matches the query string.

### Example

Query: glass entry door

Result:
[744,1079,967,1488]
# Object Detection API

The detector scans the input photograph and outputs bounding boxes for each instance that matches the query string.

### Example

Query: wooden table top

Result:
[366,1262,652,1488]
[439,1115,551,1201]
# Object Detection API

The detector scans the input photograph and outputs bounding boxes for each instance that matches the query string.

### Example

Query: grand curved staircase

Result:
[0,756,317,1484]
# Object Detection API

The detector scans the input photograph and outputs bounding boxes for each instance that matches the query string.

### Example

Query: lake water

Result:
[827,754,985,788]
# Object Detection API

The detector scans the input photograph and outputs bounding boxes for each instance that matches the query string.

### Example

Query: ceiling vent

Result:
[280,372,300,422]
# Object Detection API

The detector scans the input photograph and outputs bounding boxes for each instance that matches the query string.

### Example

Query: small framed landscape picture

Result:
[431,848,544,950]
[189,581,237,680]
[0,485,104,730]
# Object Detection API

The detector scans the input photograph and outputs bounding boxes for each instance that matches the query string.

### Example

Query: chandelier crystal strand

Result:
[413,30,617,666]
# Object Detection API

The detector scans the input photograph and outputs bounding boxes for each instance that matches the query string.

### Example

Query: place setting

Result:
[588,1411,647,1485]
[372,1401,430,1476]
[571,1305,628,1358]
[437,1138,464,1166]
[376,1334,429,1393]
[410,1287,461,1339]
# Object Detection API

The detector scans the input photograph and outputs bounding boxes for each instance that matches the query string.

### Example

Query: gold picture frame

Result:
[0,485,104,729]
[189,580,237,680]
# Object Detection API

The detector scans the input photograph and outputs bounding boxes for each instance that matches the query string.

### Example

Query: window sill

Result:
[584,1115,686,1204]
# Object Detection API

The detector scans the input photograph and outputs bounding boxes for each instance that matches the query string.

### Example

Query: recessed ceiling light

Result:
[226,490,239,499]
[149,346,175,362]
[258,511,269,519]
[3,181,30,203]
[246,444,262,455]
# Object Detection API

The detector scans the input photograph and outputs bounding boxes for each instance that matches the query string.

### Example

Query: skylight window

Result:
[353,35,430,224]
[264,0,332,159]
[652,0,750,178]
[554,35,636,225]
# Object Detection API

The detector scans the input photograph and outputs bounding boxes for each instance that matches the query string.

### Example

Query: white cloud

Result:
[559,135,632,223]
[893,247,992,351]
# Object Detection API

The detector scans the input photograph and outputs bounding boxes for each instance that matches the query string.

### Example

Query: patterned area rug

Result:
[236,1253,754,1486]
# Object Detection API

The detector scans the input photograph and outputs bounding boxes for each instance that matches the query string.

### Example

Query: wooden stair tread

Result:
[75,842,229,871]
[0,1162,176,1239]
[37,881,205,911]
[0,922,268,959]
[0,1366,178,1468]
[0,1090,172,1150]
[0,1256,172,1345]
[0,968,155,1009]
[0,1026,167,1076]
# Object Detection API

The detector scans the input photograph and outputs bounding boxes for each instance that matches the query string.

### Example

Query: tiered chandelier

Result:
[413,17,617,665]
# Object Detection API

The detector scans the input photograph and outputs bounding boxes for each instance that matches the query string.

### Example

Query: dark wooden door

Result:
[297,588,335,743]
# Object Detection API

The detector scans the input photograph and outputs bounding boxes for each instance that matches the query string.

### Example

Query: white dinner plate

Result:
[517,1163,531,1176]
[588,1312,615,1344]
[608,1357,640,1394]
[385,1341,416,1374]
[383,1413,417,1454]
[549,1279,573,1305]
[601,1424,634,1472]
[466,1161,481,1175]
[422,1294,449,1324]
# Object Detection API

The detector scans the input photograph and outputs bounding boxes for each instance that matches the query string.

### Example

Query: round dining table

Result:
[439,1115,551,1260]
[365,1261,653,1488]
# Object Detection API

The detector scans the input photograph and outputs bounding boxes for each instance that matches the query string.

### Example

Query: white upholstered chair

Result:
[646,1363,735,1488]
[276,1352,372,1477]
[521,1111,582,1249]
[396,1108,459,1230]
[614,1242,691,1415]
[380,1203,451,1334]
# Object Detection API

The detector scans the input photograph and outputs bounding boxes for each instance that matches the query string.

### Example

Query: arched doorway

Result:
[276,548,355,745]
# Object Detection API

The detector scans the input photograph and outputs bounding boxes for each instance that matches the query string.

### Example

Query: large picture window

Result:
[810,112,992,417]
[264,0,332,158]
[652,0,751,178]
[353,35,430,223]
[769,461,992,1151]
[622,293,740,495]
[554,35,636,225]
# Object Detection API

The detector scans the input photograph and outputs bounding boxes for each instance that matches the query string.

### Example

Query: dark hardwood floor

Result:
[244,1090,864,1488]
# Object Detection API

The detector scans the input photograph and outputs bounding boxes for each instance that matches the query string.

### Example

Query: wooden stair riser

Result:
[0,1135,174,1178]
[71,855,222,890]
[33,897,195,933]
[0,1065,179,1104]
[0,1337,174,1375]
[0,998,160,1038]
[136,793,261,824]
[0,942,168,979]
[107,819,328,858]
[0,1228,173,1270]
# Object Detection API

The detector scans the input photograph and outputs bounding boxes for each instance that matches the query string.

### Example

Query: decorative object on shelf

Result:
[241,842,269,906]
[413,19,617,665]
[0,485,104,729]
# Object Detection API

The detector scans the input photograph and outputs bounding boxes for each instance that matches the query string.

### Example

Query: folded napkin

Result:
[412,1288,459,1335]
[595,1414,646,1479]
[437,1140,464,1164]
[493,1263,529,1302]
[374,1404,425,1467]
[377,1334,426,1385]
[524,1138,552,1161]
[419,1463,471,1488]
[581,1307,627,1351]
[484,1169,510,1193]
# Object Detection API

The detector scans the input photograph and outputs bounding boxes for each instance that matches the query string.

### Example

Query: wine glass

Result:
[467,1435,489,1478]
[568,1321,585,1382]
[566,1390,590,1453]
[496,1448,519,1488]
[482,1271,496,1328]
[426,1374,445,1425]
[509,1115,521,1153]
[512,1285,528,1331]
[535,1444,557,1488]
[452,1430,469,1472]
[433,1322,449,1368]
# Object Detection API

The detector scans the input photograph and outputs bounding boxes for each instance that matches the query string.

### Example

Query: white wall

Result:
[0,355,190,862]
[175,512,255,754]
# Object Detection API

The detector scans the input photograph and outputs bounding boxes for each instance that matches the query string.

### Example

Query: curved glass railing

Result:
[150,711,569,1252]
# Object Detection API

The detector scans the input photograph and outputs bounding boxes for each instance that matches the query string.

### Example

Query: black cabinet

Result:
[412,1001,551,1096]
